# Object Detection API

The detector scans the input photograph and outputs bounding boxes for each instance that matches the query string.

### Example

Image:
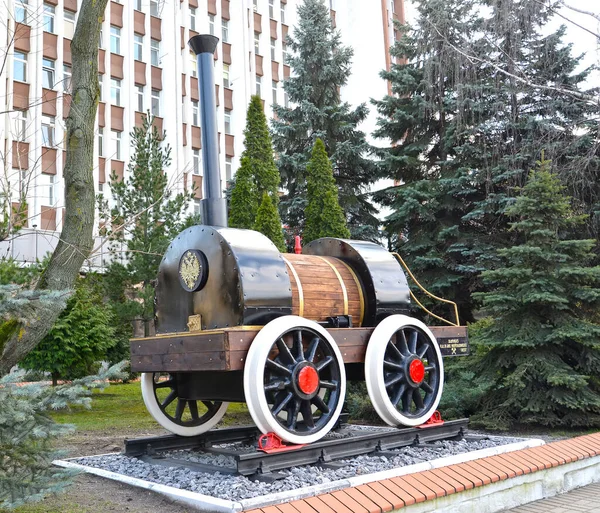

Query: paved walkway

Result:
[505,482,600,512]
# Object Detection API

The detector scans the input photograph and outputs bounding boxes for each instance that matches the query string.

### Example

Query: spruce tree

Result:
[228,96,285,248]
[304,139,350,244]
[472,158,600,429]
[271,0,378,240]
[254,192,286,251]
[373,0,600,322]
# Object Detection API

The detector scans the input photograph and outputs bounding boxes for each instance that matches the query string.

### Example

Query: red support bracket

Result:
[257,432,306,453]
[416,410,444,428]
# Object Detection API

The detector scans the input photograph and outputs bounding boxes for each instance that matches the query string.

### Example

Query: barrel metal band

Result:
[315,256,348,316]
[282,256,304,317]
[336,259,365,326]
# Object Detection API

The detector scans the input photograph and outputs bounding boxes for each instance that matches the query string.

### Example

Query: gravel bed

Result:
[71,430,526,502]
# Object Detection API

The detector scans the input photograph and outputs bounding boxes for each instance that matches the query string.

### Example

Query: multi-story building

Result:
[0,0,404,266]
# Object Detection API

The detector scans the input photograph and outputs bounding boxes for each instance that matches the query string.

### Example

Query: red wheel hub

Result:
[409,359,425,384]
[297,366,319,395]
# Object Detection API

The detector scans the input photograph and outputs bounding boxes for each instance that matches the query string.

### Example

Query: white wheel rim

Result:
[365,315,444,427]
[243,315,346,444]
[141,373,229,436]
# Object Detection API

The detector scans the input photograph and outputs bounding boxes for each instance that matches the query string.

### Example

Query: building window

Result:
[192,100,199,125]
[110,78,121,106]
[111,130,122,160]
[272,80,277,104]
[254,32,260,54]
[253,0,258,12]
[194,198,201,215]
[224,109,232,135]
[64,10,75,39]
[98,127,104,157]
[223,64,230,88]
[98,74,103,101]
[151,89,160,116]
[269,0,274,19]
[281,2,286,24]
[150,0,159,16]
[63,64,72,92]
[43,3,55,33]
[282,42,288,63]
[136,85,144,112]
[225,156,232,182]
[134,34,143,60]
[14,51,27,82]
[42,58,55,89]
[256,75,262,97]
[189,52,197,77]
[110,26,121,55]
[190,7,196,31]
[135,0,142,11]
[14,110,27,141]
[271,38,276,60]
[222,19,229,43]
[48,175,55,205]
[193,149,200,175]
[15,0,28,24]
[41,115,55,147]
[151,39,160,66]
[209,15,215,35]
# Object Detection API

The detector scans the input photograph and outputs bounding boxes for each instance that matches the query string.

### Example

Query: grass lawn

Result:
[50,381,252,432]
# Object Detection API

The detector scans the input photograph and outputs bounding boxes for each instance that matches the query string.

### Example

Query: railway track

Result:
[123,418,469,479]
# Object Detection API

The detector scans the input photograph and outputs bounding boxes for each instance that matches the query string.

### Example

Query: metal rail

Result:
[123,419,469,478]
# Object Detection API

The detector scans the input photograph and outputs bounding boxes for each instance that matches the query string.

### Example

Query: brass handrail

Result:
[392,252,461,327]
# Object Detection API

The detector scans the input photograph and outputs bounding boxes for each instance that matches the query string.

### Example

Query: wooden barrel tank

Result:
[282,254,365,326]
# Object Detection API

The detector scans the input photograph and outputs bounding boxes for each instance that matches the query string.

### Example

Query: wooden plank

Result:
[130,333,227,355]
[131,351,228,372]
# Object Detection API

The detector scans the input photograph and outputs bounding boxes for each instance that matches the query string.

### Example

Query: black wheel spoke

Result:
[384,360,403,372]
[391,384,406,408]
[202,401,217,412]
[311,394,329,414]
[388,340,403,362]
[287,399,301,430]
[420,381,433,394]
[385,374,404,388]
[424,364,436,372]
[402,390,410,413]
[306,337,321,362]
[272,392,293,416]
[300,400,315,428]
[175,399,185,420]
[161,390,177,409]
[417,343,430,358]
[188,400,199,420]
[266,358,292,376]
[316,356,333,371]
[293,330,304,360]
[264,379,290,392]
[397,331,410,355]
[319,380,337,390]
[413,389,424,410]
[276,338,296,364]
[409,330,418,354]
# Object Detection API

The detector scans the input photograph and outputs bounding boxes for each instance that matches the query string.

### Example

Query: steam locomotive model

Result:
[129,35,468,445]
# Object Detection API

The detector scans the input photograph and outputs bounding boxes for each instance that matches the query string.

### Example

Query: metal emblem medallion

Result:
[178,249,208,292]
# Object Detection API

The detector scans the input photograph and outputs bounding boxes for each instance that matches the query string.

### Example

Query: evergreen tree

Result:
[472,158,600,429]
[20,279,116,386]
[228,96,285,248]
[100,115,194,336]
[271,0,378,241]
[254,192,286,251]
[373,0,600,322]
[304,139,350,243]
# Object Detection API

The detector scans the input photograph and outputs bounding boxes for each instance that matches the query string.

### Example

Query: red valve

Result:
[294,235,302,254]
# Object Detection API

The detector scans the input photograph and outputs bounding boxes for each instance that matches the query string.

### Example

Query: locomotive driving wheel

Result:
[365,315,444,427]
[244,316,346,444]
[141,372,229,436]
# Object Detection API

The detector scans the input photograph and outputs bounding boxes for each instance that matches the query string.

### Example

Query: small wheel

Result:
[141,372,228,436]
[243,316,346,444]
[365,315,444,427]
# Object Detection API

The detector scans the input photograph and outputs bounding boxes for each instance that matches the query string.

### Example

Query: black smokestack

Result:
[188,35,227,227]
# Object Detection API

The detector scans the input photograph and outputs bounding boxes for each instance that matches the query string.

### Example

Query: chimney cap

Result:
[188,34,219,56]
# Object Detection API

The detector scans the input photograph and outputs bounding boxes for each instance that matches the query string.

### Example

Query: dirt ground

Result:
[34,429,199,513]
